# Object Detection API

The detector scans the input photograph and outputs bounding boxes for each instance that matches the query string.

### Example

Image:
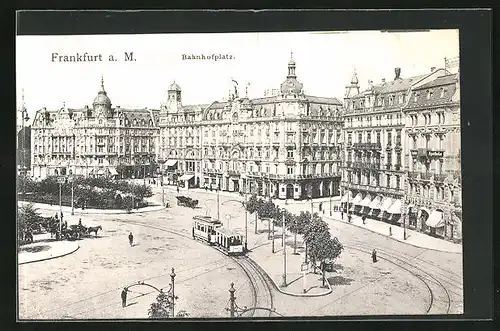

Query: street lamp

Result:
[18,89,30,190]
[170,268,176,318]
[281,208,287,287]
[68,175,74,215]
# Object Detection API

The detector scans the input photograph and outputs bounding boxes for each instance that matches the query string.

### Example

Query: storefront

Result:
[368,195,382,218]
[386,199,402,224]
[425,209,444,237]
[379,197,393,222]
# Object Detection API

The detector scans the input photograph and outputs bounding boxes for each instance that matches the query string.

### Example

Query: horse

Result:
[87,225,102,236]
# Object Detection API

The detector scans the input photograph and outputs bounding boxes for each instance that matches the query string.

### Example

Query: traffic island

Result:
[18,240,79,265]
[248,241,332,297]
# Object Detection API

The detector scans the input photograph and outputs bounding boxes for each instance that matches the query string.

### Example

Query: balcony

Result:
[394,164,402,171]
[394,142,402,152]
[434,173,447,183]
[408,171,419,180]
[272,141,280,147]
[346,144,352,150]
[353,142,382,150]
[385,144,392,151]
[421,172,433,181]
[285,142,296,148]
[227,170,240,177]
[385,164,392,170]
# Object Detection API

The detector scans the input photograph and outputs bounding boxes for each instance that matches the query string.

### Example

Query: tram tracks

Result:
[345,240,454,314]
[98,218,277,317]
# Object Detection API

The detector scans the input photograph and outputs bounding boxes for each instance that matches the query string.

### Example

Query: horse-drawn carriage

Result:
[176,196,199,208]
[61,224,87,240]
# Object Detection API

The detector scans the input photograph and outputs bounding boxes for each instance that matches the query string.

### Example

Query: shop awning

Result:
[165,160,178,167]
[358,195,372,207]
[426,210,444,228]
[351,193,362,204]
[109,167,118,176]
[387,199,402,214]
[379,197,393,211]
[179,174,195,181]
[368,196,382,209]
[340,191,352,203]
[418,207,431,219]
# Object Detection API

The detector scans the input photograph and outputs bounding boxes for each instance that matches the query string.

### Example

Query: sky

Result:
[16,29,459,126]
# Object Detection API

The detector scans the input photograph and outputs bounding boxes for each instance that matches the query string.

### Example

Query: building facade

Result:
[30,77,159,179]
[404,67,462,240]
[158,56,344,199]
[340,60,462,241]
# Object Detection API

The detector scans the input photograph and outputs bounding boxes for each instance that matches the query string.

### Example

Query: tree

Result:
[17,203,42,244]
[309,235,344,287]
[303,213,330,270]
[282,209,299,254]
[245,194,262,234]
[257,199,277,240]
[148,290,189,319]
[148,291,171,319]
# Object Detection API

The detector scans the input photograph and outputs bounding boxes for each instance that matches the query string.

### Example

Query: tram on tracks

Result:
[192,215,245,256]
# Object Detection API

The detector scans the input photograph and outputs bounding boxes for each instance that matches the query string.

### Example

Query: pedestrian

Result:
[341,211,344,219]
[389,226,392,236]
[348,214,352,223]
[121,288,128,308]
[128,232,134,246]
[319,202,323,212]
[362,216,366,224]
[177,186,180,194]
[78,218,82,227]
[372,249,377,263]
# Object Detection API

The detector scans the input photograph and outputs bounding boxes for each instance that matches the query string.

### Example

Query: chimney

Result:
[431,67,436,72]
[395,67,401,80]
[381,78,386,84]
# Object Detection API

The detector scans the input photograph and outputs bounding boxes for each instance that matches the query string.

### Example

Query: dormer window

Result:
[399,93,404,104]
[389,95,394,106]
[440,87,445,98]
[414,92,418,102]
[377,97,382,106]
[426,90,431,100]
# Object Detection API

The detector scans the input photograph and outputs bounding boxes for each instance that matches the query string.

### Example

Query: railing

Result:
[227,170,240,177]
[434,173,447,183]
[421,172,433,181]
[385,164,392,170]
[352,142,382,150]
[408,171,419,180]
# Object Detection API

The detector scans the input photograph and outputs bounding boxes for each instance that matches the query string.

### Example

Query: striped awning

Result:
[358,195,372,207]
[387,199,402,214]
[368,196,382,209]
[165,160,178,167]
[351,193,362,204]
[340,191,353,203]
[179,174,195,181]
[379,197,393,211]
[426,210,444,228]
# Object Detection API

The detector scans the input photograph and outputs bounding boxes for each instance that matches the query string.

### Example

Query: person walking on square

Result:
[372,249,377,263]
[389,226,392,236]
[128,232,134,246]
[121,288,128,308]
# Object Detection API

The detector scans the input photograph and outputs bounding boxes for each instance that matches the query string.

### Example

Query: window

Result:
[414,92,418,102]
[287,150,294,158]
[413,136,417,149]
[287,166,294,175]
[386,174,390,187]
[387,132,392,145]
[367,132,372,143]
[376,132,381,145]
[98,158,103,164]
[440,88,445,98]
[358,133,362,143]
[347,133,352,145]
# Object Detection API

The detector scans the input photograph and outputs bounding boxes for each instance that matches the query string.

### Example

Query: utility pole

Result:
[244,191,248,252]
[143,163,146,186]
[271,220,275,253]
[217,182,220,221]
[229,282,236,318]
[170,268,176,318]
[329,186,333,217]
[70,176,74,215]
[281,212,287,287]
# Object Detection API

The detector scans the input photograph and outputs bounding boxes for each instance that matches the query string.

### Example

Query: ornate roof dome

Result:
[93,76,112,106]
[280,78,303,95]
[168,81,181,91]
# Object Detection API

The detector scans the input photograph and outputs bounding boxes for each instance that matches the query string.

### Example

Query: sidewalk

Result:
[324,212,462,254]
[18,240,79,264]
[17,200,166,215]
[247,232,331,297]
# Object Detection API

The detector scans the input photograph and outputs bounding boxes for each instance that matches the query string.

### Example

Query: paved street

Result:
[18,185,463,319]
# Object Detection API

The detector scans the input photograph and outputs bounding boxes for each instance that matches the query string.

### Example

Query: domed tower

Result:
[92,75,113,117]
[165,81,182,112]
[344,68,360,98]
[280,52,304,97]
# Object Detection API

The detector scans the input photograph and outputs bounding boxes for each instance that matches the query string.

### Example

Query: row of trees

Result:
[244,194,343,287]
[17,176,153,210]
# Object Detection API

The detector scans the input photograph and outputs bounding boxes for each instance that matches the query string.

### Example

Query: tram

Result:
[214,227,244,256]
[192,215,222,245]
[191,215,245,256]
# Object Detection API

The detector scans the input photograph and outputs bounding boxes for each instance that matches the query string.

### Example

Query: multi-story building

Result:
[404,62,461,240]
[17,126,31,175]
[30,77,159,179]
[340,66,451,224]
[158,55,344,200]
